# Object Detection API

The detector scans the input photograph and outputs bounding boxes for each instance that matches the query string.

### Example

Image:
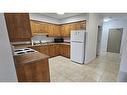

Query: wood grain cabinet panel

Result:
[30,21,49,36]
[4,13,32,42]
[61,21,86,37]
[16,59,50,82]
[54,44,60,56]
[60,44,70,58]
[30,20,86,37]
[30,44,70,58]
[47,44,60,57]
[30,20,61,37]
[48,45,55,57]
[39,45,49,55]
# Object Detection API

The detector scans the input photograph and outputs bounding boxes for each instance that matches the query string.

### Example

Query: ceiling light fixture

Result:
[103,18,111,22]
[57,12,64,15]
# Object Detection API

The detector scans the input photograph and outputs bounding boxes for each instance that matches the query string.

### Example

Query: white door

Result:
[71,42,85,64]
[71,30,86,42]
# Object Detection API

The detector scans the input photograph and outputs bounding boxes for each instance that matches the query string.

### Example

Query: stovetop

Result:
[14,48,37,56]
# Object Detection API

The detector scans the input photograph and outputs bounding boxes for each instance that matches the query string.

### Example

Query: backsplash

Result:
[11,36,70,45]
[31,35,54,42]
[64,37,70,42]
[31,35,70,42]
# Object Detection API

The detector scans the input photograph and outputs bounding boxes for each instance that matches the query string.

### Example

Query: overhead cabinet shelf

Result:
[30,20,61,37]
[30,20,86,37]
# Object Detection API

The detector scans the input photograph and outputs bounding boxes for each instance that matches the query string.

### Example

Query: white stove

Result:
[14,48,37,56]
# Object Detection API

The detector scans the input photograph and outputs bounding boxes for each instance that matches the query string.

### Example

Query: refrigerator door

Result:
[71,30,86,42]
[71,42,85,64]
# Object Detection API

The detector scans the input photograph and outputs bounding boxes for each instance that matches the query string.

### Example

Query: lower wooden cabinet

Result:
[30,44,70,58]
[54,44,60,56]
[47,44,60,57]
[39,45,49,55]
[60,44,70,58]
[16,59,50,82]
[29,45,49,56]
[48,45,55,57]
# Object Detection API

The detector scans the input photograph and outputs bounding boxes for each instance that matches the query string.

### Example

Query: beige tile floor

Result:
[49,52,121,82]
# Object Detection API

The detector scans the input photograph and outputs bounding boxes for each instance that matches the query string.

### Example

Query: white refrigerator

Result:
[70,30,86,64]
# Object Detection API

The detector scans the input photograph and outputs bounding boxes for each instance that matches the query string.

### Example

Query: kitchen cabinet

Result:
[29,43,70,58]
[30,20,86,37]
[61,24,70,37]
[16,59,50,82]
[48,44,60,57]
[54,44,60,56]
[61,21,86,37]
[48,44,55,57]
[39,45,49,55]
[4,13,32,42]
[60,44,70,58]
[30,20,49,36]
[48,24,61,37]
[30,20,61,37]
[29,45,49,56]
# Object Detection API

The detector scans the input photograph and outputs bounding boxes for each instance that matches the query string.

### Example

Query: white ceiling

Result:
[99,13,127,20]
[30,13,127,22]
[35,13,86,19]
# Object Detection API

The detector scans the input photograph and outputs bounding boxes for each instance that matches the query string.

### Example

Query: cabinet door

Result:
[49,24,55,36]
[66,45,70,58]
[30,20,49,36]
[4,14,15,40]
[61,25,65,36]
[39,45,49,56]
[60,44,70,58]
[5,13,32,42]
[59,44,64,56]
[61,21,86,37]
[30,21,36,35]
[48,45,55,57]
[54,44,60,56]
[61,24,70,37]
[53,25,61,37]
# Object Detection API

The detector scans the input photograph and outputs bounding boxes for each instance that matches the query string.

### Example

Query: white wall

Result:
[118,29,127,81]
[0,14,17,82]
[101,19,127,53]
[85,13,101,64]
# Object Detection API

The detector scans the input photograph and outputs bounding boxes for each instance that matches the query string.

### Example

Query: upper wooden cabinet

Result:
[30,20,86,37]
[30,20,61,37]
[48,24,61,37]
[4,13,32,42]
[61,21,86,37]
[30,20,49,36]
